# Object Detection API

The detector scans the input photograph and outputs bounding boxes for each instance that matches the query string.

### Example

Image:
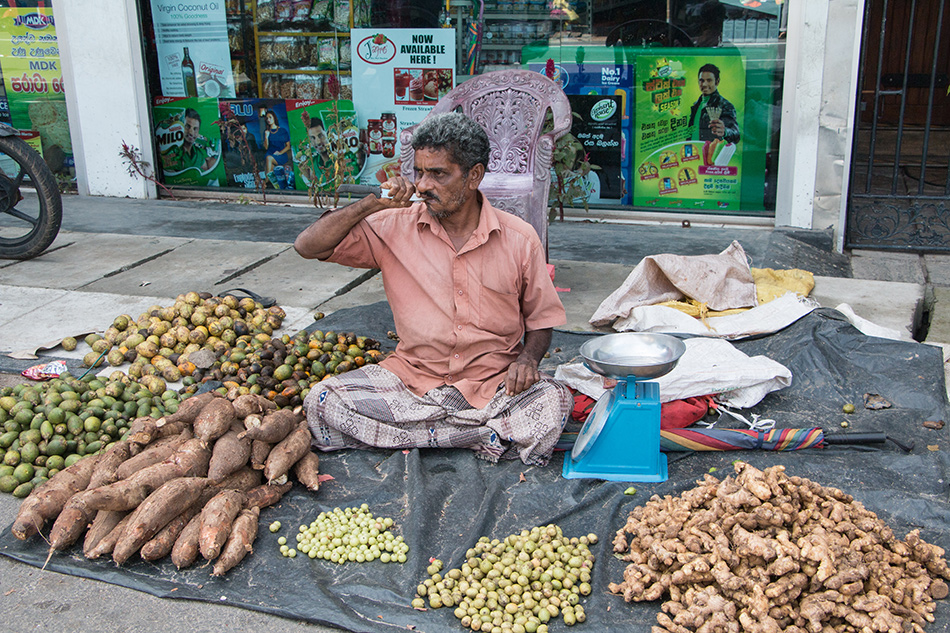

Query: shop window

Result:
[138,0,785,216]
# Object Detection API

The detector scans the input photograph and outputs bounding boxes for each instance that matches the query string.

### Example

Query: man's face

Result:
[308,125,328,154]
[698,72,719,96]
[183,117,200,148]
[413,147,476,220]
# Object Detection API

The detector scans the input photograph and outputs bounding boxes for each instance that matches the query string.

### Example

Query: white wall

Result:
[774,0,827,229]
[55,0,155,198]
[816,0,865,251]
[776,0,865,249]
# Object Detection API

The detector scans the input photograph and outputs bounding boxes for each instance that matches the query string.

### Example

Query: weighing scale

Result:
[563,333,686,482]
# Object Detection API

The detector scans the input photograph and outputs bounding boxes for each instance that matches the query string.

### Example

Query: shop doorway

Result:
[846,0,950,251]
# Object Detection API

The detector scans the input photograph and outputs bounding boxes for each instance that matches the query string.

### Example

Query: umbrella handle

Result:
[822,432,887,445]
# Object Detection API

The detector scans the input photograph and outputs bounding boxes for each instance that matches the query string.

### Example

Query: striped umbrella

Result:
[556,427,826,453]
[660,427,825,452]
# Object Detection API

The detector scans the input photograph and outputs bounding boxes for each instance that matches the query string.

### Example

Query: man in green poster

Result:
[688,63,740,144]
[297,117,333,188]
[160,108,218,173]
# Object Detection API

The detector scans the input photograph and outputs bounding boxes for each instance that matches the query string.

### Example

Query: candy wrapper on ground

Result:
[21,360,68,381]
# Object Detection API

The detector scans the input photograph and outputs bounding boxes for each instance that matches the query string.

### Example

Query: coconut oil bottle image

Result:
[182,47,197,97]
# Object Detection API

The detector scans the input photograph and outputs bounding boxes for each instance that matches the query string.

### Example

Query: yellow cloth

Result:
[659,267,814,324]
[751,268,815,304]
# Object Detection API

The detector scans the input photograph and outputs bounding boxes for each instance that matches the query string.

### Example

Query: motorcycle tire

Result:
[0,134,62,260]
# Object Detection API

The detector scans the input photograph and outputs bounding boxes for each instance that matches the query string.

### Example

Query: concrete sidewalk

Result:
[0,193,949,633]
[0,193,946,354]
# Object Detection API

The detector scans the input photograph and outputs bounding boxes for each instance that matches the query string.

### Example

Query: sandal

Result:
[219,288,277,308]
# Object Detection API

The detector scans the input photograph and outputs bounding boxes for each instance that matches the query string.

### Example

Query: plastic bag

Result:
[276,0,293,21]
[292,0,312,21]
[332,0,350,30]
[257,0,275,21]
[554,337,792,409]
[318,38,338,70]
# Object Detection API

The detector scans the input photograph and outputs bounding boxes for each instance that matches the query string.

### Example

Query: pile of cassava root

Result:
[609,462,950,633]
[10,390,322,577]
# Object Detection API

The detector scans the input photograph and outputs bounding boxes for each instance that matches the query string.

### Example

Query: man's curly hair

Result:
[411,112,490,173]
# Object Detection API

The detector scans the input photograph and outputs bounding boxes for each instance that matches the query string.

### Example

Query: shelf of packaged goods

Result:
[480,42,543,49]
[482,12,570,21]
[260,69,351,75]
[256,31,350,38]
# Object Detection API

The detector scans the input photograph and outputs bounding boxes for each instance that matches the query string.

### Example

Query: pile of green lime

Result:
[0,371,181,497]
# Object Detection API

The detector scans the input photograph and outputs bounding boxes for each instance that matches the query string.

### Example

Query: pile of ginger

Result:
[609,463,950,633]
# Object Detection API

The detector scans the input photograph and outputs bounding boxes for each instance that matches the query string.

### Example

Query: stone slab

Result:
[924,254,950,288]
[214,247,375,310]
[315,271,387,315]
[0,232,190,289]
[811,275,924,340]
[82,239,288,298]
[0,285,175,357]
[850,249,925,284]
[549,260,631,333]
[925,287,950,346]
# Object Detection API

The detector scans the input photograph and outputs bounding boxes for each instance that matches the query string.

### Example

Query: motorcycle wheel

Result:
[0,134,62,260]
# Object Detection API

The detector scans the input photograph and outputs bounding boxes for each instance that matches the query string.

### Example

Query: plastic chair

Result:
[399,69,572,255]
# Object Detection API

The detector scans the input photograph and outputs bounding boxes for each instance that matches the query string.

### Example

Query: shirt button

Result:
[458,290,463,295]
[454,354,460,358]
[457,325,462,330]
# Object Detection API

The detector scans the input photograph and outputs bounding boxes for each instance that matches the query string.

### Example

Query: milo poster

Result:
[633,53,745,211]
[286,99,362,193]
[152,97,225,187]
[0,7,71,170]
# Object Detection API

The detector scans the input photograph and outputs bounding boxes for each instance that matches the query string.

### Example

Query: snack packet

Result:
[292,0,312,21]
[318,38,338,70]
[22,360,68,381]
[332,0,351,30]
[276,0,293,21]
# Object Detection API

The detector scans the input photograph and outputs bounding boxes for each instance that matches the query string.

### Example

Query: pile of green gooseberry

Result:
[414,524,597,632]
[271,504,408,563]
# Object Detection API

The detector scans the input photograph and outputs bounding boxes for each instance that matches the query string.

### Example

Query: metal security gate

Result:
[846,0,950,251]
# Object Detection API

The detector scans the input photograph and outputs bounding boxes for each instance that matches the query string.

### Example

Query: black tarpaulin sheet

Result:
[2,303,950,632]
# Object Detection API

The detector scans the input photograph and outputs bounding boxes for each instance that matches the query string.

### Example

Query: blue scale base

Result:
[562,377,668,482]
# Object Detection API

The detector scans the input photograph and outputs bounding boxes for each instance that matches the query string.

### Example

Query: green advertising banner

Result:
[152,97,225,187]
[286,99,362,193]
[0,6,71,164]
[633,52,745,211]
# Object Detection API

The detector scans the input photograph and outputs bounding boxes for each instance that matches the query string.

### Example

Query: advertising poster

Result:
[219,98,300,190]
[0,7,71,166]
[286,99,362,193]
[152,97,225,187]
[633,53,745,211]
[567,94,624,202]
[150,0,235,99]
[350,28,455,186]
[528,52,633,205]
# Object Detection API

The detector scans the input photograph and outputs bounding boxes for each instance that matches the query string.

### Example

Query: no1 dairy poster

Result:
[350,28,455,185]
[151,0,235,99]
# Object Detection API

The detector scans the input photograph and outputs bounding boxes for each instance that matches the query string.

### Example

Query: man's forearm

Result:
[293,195,381,260]
[519,328,553,366]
